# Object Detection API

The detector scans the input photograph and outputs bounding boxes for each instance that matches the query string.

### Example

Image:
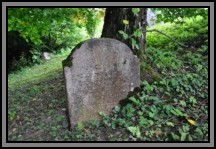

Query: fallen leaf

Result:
[187,119,196,125]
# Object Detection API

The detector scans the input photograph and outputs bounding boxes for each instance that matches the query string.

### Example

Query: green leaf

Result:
[127,126,141,138]
[118,30,129,40]
[180,100,186,107]
[148,120,154,125]
[148,111,155,118]
[139,117,148,126]
[55,115,64,122]
[155,14,162,23]
[195,128,204,137]
[129,96,140,105]
[181,132,187,141]
[170,78,179,87]
[133,28,142,37]
[32,55,38,60]
[183,113,189,118]
[170,109,177,116]
[130,38,137,50]
[171,132,180,140]
[113,105,120,113]
[175,109,183,116]
[183,125,190,132]
[189,96,197,106]
[135,44,139,50]
[138,111,143,116]
[132,8,140,16]
[8,26,12,31]
[99,111,106,116]
[171,108,184,116]
[166,122,174,127]
[77,122,84,131]
[150,106,156,112]
[8,111,16,120]
[163,105,173,114]
[122,19,129,25]
[188,134,193,141]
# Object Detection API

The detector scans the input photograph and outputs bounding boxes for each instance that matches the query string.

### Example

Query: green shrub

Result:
[147,16,208,48]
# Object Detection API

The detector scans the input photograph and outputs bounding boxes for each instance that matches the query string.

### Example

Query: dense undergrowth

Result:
[146,16,208,48]
[99,43,208,141]
[8,16,208,141]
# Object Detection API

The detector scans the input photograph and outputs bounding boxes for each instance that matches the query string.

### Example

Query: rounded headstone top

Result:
[74,38,135,55]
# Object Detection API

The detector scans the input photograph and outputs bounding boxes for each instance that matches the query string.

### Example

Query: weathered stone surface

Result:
[63,38,140,128]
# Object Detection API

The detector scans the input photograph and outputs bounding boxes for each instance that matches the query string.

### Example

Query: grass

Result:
[8,48,71,91]
[8,44,208,141]
[8,50,70,141]
[8,19,208,141]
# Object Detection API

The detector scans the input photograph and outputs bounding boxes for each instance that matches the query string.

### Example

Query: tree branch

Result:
[146,29,188,48]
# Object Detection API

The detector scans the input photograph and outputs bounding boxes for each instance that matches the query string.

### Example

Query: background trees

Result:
[8,8,104,72]
[8,8,208,72]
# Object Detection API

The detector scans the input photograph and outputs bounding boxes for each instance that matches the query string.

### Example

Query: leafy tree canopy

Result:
[8,8,104,45]
[152,8,208,23]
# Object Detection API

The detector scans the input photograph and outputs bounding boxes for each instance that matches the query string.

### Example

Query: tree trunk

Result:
[101,8,147,61]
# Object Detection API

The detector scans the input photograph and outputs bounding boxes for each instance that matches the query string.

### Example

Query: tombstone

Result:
[63,38,140,128]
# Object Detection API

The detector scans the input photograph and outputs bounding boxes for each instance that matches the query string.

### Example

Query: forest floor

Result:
[8,41,209,141]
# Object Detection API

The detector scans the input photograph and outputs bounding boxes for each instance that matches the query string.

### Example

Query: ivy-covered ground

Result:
[8,17,208,141]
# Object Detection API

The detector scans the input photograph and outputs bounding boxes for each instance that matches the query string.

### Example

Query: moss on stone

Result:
[140,61,161,82]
